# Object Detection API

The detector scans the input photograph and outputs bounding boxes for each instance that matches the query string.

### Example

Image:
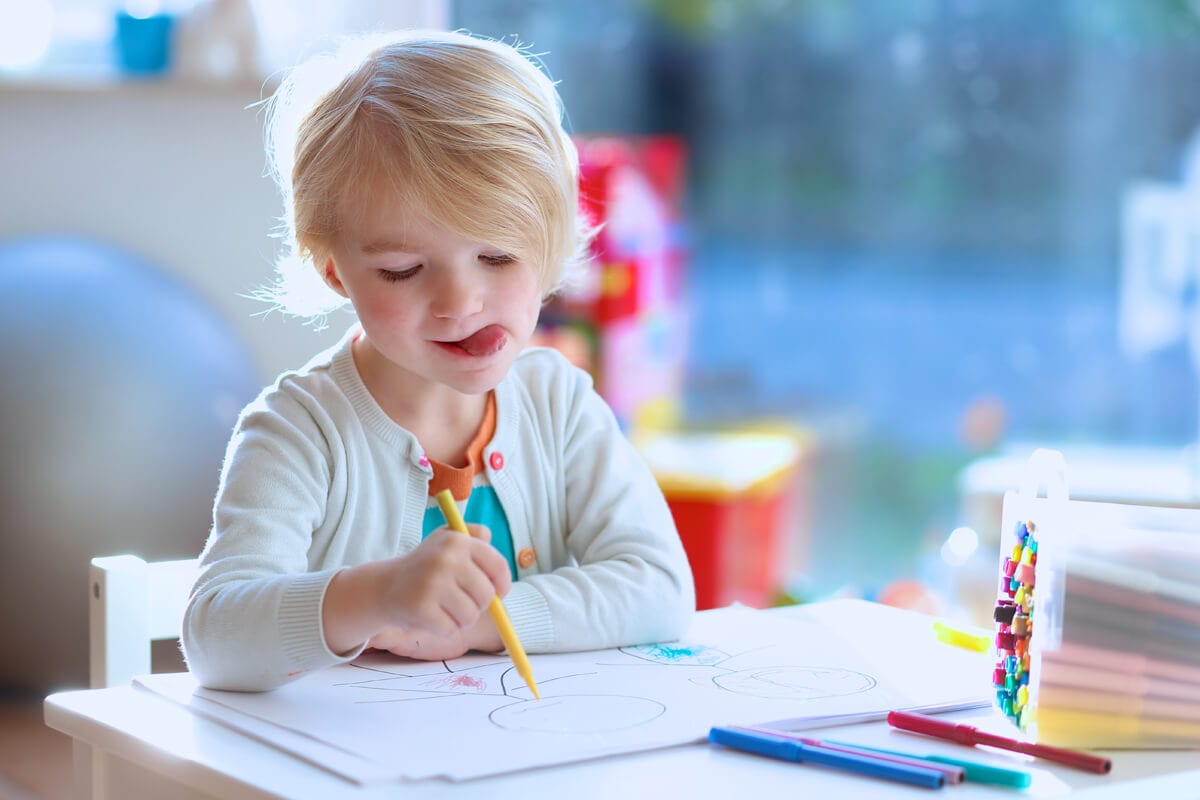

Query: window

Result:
[456,0,1200,610]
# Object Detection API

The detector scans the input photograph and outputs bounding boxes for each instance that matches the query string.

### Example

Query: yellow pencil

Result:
[434,489,540,699]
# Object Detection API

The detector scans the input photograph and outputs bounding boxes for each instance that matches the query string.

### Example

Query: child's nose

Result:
[429,266,483,320]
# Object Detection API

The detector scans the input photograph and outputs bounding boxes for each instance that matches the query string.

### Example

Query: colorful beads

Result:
[994,519,1037,729]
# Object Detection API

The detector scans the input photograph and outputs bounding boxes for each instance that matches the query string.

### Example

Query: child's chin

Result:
[447,364,507,394]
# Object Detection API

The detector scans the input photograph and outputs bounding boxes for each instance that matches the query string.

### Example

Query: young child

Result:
[181,29,695,691]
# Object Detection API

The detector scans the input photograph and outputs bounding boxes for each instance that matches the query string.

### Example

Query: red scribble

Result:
[420,674,487,692]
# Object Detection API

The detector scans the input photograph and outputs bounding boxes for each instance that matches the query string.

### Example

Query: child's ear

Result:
[322,259,349,297]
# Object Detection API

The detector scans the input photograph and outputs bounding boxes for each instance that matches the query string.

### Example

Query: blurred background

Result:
[5,0,1200,708]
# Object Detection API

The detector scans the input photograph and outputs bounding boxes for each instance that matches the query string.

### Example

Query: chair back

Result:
[89,555,198,688]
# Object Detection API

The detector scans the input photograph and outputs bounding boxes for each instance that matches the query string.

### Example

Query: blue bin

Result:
[114,12,174,75]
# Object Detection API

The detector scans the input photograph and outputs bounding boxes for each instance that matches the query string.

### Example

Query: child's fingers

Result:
[441,594,485,630]
[463,522,491,543]
[456,556,506,613]
[434,568,498,629]
[397,530,511,629]
[479,547,512,598]
[431,526,507,594]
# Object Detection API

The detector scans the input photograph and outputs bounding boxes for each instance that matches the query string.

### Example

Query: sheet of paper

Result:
[137,600,992,784]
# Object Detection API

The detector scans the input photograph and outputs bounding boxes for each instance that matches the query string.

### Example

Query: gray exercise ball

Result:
[0,236,261,694]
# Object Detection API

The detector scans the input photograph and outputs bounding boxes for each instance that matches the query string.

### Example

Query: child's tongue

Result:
[455,325,506,357]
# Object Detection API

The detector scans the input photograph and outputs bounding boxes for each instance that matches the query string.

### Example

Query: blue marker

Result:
[709,727,946,790]
[823,740,1032,789]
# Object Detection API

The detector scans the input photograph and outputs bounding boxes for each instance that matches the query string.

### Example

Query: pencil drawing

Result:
[330,637,876,735]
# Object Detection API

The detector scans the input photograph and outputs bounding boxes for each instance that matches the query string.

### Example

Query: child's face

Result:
[326,197,544,397]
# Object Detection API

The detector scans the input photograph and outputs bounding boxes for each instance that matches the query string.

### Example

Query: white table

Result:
[45,683,1200,799]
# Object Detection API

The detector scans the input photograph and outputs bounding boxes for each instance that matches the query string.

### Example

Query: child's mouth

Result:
[443,325,507,357]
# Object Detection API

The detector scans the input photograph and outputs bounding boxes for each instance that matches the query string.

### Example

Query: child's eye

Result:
[378,265,422,282]
[479,253,516,266]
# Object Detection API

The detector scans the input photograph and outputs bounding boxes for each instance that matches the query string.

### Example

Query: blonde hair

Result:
[258,29,592,321]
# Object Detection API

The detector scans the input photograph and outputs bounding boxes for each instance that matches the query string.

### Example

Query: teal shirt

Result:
[422,486,517,580]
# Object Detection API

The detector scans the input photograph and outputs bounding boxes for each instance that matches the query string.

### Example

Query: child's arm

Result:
[321,524,508,657]
[182,376,509,691]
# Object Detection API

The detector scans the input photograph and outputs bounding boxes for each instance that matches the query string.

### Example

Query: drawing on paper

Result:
[711,666,875,699]
[619,642,729,667]
[134,603,994,784]
[335,636,876,735]
[490,695,667,733]
[616,642,876,699]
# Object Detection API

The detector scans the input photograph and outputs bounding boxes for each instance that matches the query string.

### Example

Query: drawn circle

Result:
[712,666,876,700]
[489,694,665,733]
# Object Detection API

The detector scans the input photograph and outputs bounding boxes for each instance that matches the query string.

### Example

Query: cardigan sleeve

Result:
[180,385,363,691]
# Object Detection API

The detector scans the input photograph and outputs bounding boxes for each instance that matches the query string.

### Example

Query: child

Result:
[181,29,695,691]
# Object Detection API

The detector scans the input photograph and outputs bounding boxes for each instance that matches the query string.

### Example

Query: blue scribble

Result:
[620,642,728,666]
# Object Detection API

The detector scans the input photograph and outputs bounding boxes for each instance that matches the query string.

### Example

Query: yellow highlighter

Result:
[434,489,540,700]
[932,620,991,653]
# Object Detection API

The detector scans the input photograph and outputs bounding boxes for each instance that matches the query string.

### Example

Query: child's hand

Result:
[377,523,510,638]
[368,613,500,661]
[321,523,510,657]
[368,525,508,659]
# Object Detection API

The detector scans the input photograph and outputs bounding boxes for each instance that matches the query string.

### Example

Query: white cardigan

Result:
[181,328,695,691]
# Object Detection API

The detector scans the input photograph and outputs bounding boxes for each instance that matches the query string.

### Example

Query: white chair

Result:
[88,554,199,689]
